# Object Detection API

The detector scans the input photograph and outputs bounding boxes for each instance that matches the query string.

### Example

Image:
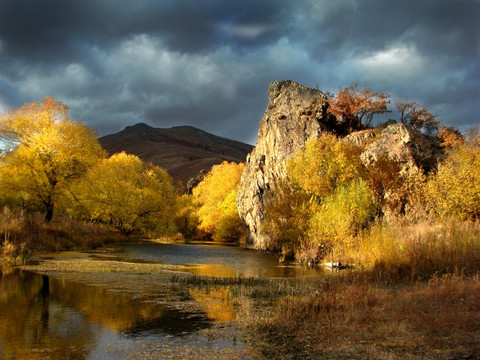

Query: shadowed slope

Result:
[99,123,253,187]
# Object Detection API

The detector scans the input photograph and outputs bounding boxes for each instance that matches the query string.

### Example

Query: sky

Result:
[0,0,478,145]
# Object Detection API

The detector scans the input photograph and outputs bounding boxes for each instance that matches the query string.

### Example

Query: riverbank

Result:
[13,248,480,360]
[0,209,127,264]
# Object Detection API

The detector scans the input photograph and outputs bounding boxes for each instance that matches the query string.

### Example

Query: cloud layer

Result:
[0,0,478,144]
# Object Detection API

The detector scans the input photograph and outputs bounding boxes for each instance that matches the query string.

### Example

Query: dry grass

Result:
[237,273,480,359]
[0,208,125,263]
[341,219,480,282]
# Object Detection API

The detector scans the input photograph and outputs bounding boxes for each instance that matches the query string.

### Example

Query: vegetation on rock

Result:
[327,83,390,133]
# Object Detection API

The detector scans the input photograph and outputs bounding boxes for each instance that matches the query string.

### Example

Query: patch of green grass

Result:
[170,274,266,287]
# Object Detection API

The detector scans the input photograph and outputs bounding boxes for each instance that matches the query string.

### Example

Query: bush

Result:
[425,142,480,220]
[303,180,377,263]
[0,207,125,263]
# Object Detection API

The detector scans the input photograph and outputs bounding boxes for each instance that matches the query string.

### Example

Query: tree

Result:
[262,134,376,264]
[395,99,439,134]
[424,140,480,220]
[69,152,177,236]
[436,126,464,148]
[288,134,366,199]
[327,83,390,133]
[0,98,105,221]
[261,180,314,258]
[192,161,245,242]
[307,179,376,261]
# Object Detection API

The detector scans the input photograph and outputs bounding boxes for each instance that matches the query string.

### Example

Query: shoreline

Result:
[7,246,480,359]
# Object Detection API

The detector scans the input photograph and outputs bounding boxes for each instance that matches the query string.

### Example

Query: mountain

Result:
[99,123,253,187]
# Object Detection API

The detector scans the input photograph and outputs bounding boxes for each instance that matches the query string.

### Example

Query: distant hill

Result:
[99,123,253,187]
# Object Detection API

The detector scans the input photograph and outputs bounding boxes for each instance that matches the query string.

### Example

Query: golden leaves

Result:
[192,161,245,242]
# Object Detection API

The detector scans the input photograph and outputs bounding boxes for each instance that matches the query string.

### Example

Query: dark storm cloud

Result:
[0,0,478,143]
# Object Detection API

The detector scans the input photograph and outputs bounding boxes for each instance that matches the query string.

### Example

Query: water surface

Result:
[1,243,323,359]
[115,242,324,278]
[0,267,246,360]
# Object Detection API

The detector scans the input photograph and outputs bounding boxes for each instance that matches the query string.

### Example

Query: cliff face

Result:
[237,80,443,249]
[236,80,335,248]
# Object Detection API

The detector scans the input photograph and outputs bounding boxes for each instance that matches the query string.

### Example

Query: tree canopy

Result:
[395,99,439,134]
[0,97,105,221]
[327,83,390,133]
[69,152,177,235]
[192,161,245,242]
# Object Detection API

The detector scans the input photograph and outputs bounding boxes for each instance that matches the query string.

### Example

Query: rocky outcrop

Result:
[236,80,443,249]
[348,123,443,175]
[236,80,335,248]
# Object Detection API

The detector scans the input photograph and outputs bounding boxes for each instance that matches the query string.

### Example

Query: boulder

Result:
[348,123,443,175]
[186,169,207,194]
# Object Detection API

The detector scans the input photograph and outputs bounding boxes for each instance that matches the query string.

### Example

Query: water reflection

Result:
[189,287,236,322]
[117,243,325,278]
[0,268,222,359]
[0,268,96,359]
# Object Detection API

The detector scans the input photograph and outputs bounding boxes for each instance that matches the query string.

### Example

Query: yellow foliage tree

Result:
[425,141,480,220]
[0,98,105,221]
[192,161,245,242]
[261,180,315,259]
[288,133,366,199]
[70,152,177,235]
[306,180,376,261]
[263,134,376,263]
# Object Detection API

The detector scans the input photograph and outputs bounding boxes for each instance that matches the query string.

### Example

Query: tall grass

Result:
[0,207,125,264]
[344,219,480,281]
[237,273,480,359]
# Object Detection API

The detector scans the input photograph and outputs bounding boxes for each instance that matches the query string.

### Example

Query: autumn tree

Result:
[424,139,480,220]
[307,179,376,261]
[395,99,439,134]
[327,83,390,133]
[0,98,105,221]
[69,152,177,235]
[261,180,314,259]
[288,134,367,199]
[436,126,464,148]
[262,134,376,264]
[192,161,245,242]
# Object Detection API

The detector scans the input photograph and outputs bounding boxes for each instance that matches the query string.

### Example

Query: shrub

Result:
[425,142,480,220]
[304,180,376,263]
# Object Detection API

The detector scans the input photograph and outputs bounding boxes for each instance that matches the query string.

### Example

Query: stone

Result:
[349,123,443,175]
[186,169,207,194]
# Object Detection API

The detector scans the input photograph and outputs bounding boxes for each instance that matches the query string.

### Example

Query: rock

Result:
[236,80,443,249]
[350,123,443,175]
[236,80,335,248]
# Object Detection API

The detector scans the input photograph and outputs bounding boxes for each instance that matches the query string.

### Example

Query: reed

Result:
[170,273,266,287]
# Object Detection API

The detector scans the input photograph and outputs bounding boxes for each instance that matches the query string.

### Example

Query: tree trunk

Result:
[44,199,54,222]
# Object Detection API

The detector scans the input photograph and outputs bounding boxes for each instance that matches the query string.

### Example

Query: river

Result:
[0,242,323,359]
